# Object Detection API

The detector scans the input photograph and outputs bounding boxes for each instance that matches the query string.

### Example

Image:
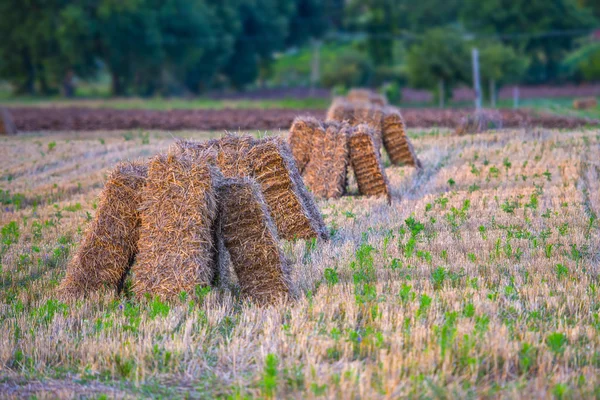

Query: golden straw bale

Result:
[353,104,384,153]
[248,136,328,241]
[303,121,350,199]
[132,152,221,299]
[347,89,388,106]
[326,97,354,122]
[57,161,147,299]
[382,107,422,168]
[349,124,391,203]
[289,116,323,173]
[573,97,597,110]
[216,177,293,304]
[454,110,503,136]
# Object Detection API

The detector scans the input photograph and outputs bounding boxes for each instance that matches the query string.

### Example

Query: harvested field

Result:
[6,106,599,131]
[1,127,600,398]
[216,177,293,304]
[132,152,220,299]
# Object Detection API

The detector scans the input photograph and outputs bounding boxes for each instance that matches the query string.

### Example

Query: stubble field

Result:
[0,127,599,399]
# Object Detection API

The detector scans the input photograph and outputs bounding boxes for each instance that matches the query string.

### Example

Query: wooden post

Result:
[513,86,520,109]
[0,108,17,135]
[310,39,321,96]
[439,79,445,108]
[472,48,482,111]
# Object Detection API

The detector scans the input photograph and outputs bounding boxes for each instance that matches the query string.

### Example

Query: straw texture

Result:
[349,124,391,203]
[217,177,293,304]
[58,161,147,298]
[248,136,328,240]
[347,89,388,106]
[132,152,220,299]
[382,107,422,168]
[303,121,350,199]
[289,116,322,173]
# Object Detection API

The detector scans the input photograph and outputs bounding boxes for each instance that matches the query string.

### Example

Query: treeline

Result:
[0,0,335,96]
[0,0,598,97]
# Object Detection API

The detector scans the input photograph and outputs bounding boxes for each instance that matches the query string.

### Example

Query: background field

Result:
[1,127,599,398]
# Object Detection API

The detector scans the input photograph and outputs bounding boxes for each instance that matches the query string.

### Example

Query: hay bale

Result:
[347,89,387,106]
[132,152,221,299]
[353,104,384,153]
[288,116,322,173]
[303,121,350,199]
[326,98,354,123]
[0,108,17,135]
[382,107,422,168]
[349,124,391,203]
[216,177,293,304]
[57,161,147,299]
[573,97,597,110]
[248,136,328,241]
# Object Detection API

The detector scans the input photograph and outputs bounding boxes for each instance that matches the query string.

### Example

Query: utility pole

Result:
[472,48,482,111]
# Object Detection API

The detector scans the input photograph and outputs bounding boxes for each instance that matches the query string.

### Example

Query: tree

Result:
[478,42,529,107]
[563,40,600,81]
[461,0,597,83]
[406,27,470,107]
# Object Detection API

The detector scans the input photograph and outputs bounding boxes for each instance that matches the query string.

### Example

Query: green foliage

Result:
[321,50,374,89]
[261,353,279,397]
[546,332,568,355]
[406,27,470,103]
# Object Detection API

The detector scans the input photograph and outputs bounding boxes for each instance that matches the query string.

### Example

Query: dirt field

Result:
[6,106,599,132]
[1,127,599,398]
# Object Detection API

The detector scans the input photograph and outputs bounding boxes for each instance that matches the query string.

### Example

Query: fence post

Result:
[472,48,482,111]
[513,86,520,109]
[310,39,321,96]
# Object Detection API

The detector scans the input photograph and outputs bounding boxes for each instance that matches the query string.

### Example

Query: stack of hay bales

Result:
[455,110,503,136]
[573,97,598,110]
[289,117,392,202]
[60,133,325,304]
[326,98,421,168]
[57,161,147,298]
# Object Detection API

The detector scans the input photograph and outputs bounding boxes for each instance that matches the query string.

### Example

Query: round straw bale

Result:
[132,151,221,299]
[303,122,350,199]
[349,124,392,203]
[57,161,148,299]
[216,177,293,305]
[247,136,329,241]
[289,116,323,173]
[382,107,422,168]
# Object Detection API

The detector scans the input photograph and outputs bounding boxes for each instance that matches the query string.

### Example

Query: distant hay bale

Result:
[382,107,422,168]
[349,124,391,203]
[347,89,388,106]
[303,121,350,199]
[289,116,322,173]
[216,177,293,304]
[455,110,503,136]
[0,108,17,135]
[573,97,597,110]
[248,136,328,240]
[326,98,354,123]
[132,152,221,299]
[57,161,147,299]
[353,104,384,153]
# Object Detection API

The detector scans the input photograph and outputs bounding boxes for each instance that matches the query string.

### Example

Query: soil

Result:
[6,106,598,133]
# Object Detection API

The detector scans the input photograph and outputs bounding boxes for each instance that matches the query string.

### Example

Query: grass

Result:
[0,127,600,398]
[0,95,331,110]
